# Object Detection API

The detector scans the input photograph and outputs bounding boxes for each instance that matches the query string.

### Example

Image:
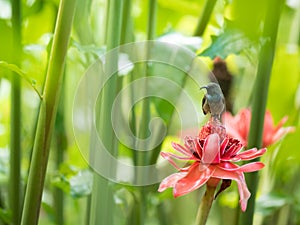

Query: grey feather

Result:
[200,83,225,120]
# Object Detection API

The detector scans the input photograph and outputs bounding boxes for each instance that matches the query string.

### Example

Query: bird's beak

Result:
[200,85,207,90]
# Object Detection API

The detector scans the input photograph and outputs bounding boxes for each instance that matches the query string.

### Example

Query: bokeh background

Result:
[0,0,299,224]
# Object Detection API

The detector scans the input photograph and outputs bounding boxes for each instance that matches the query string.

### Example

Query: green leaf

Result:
[52,165,93,198]
[256,192,292,216]
[0,61,42,99]
[41,201,55,222]
[0,208,12,224]
[158,31,202,52]
[69,170,93,198]
[70,39,105,58]
[199,28,253,59]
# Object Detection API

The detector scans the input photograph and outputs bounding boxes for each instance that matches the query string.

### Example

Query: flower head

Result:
[158,124,266,211]
[223,109,295,147]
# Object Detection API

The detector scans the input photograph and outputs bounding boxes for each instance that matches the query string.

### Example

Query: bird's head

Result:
[200,83,223,97]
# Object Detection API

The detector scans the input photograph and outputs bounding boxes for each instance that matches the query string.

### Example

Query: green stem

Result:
[89,0,123,224]
[147,0,156,41]
[20,1,76,224]
[134,1,157,224]
[10,0,22,224]
[53,76,67,225]
[9,38,21,225]
[85,195,91,225]
[120,0,133,44]
[195,185,216,225]
[136,0,156,168]
[238,0,284,224]
[156,201,169,225]
[194,0,217,36]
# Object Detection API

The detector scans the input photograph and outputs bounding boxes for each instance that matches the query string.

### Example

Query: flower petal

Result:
[160,152,193,170]
[263,110,274,135]
[202,134,220,164]
[194,137,203,159]
[160,152,182,170]
[158,172,188,192]
[212,167,250,211]
[174,163,214,197]
[171,142,193,157]
[223,110,250,146]
[220,138,229,156]
[217,162,264,172]
[238,162,265,172]
[222,140,243,158]
[262,113,294,147]
[233,148,266,161]
[161,151,194,161]
[270,127,295,146]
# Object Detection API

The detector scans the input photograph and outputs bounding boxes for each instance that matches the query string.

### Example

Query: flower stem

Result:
[135,1,157,224]
[20,1,76,224]
[53,75,67,225]
[10,0,22,224]
[89,0,123,224]
[195,185,216,225]
[194,0,217,36]
[238,0,284,224]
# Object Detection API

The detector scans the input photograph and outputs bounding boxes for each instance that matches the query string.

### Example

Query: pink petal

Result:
[212,167,250,211]
[194,137,203,159]
[263,111,274,134]
[202,134,220,164]
[171,142,193,157]
[237,109,251,140]
[238,162,265,172]
[224,123,246,146]
[233,148,266,161]
[161,151,194,161]
[220,138,229,156]
[158,172,188,192]
[270,127,295,145]
[174,163,214,197]
[216,162,238,170]
[160,152,183,170]
[217,162,265,172]
[223,110,249,146]
[223,141,243,158]
[274,116,288,132]
[263,114,294,147]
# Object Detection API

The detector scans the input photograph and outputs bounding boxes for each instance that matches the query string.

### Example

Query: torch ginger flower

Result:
[158,132,266,211]
[223,109,294,147]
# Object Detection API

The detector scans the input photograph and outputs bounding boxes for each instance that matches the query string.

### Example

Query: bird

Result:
[200,83,225,121]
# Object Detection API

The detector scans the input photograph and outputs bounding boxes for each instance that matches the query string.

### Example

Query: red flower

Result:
[158,133,266,211]
[223,109,295,147]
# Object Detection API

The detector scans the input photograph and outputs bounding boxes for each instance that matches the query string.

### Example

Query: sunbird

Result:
[200,83,225,121]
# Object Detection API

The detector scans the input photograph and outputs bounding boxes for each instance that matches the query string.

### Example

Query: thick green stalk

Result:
[238,0,284,224]
[53,77,67,225]
[120,0,133,45]
[195,185,216,225]
[89,0,123,225]
[136,0,156,169]
[194,0,217,36]
[134,1,157,224]
[146,0,156,41]
[20,1,76,225]
[10,0,22,224]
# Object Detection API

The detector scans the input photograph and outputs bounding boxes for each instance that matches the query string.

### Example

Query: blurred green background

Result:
[0,0,299,224]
